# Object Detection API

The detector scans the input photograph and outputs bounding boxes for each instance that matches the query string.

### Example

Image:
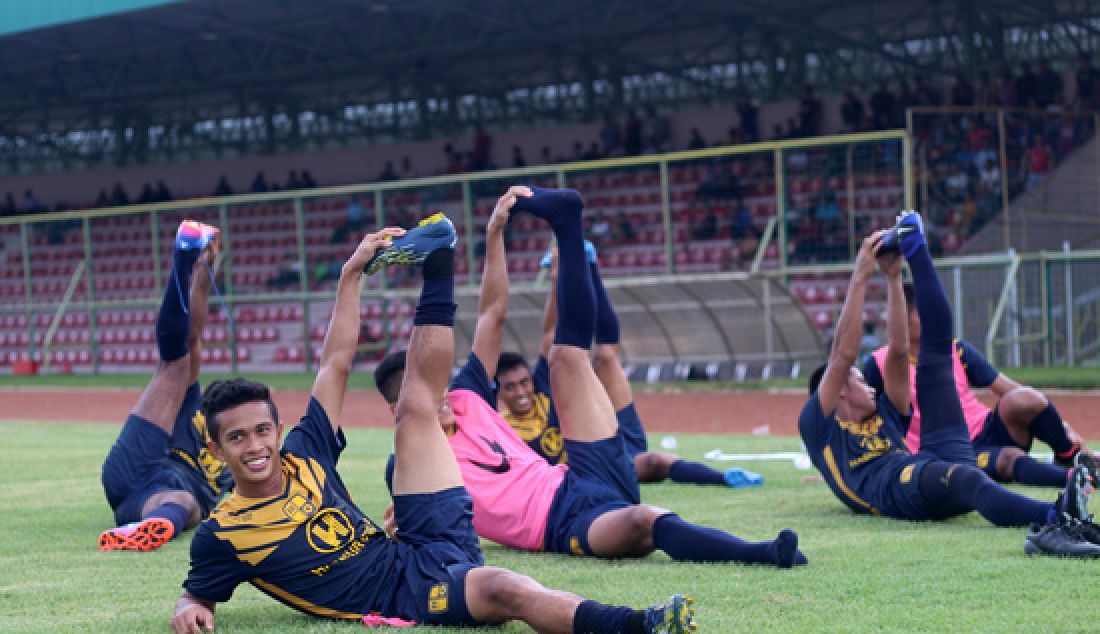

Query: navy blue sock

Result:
[145,502,188,537]
[156,248,199,362]
[668,460,727,486]
[918,461,1052,526]
[1012,455,1070,487]
[572,600,640,634]
[413,248,456,327]
[590,262,620,344]
[905,242,952,357]
[652,513,798,567]
[514,187,594,348]
[1028,403,1076,457]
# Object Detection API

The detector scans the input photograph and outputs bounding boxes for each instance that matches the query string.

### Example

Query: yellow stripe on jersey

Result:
[252,578,362,621]
[211,454,326,564]
[822,446,880,515]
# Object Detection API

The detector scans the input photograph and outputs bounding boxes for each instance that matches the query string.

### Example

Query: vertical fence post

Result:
[82,217,100,374]
[660,160,673,274]
[1041,254,1051,367]
[294,197,312,371]
[902,131,914,211]
[997,109,1011,251]
[1064,242,1074,367]
[953,265,963,343]
[846,144,855,259]
[20,223,35,364]
[150,210,162,297]
[462,181,478,287]
[218,203,237,374]
[773,148,787,273]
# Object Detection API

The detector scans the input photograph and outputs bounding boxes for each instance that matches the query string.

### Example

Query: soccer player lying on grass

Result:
[99,220,233,552]
[494,246,756,488]
[378,186,805,568]
[861,281,1098,488]
[171,225,696,634]
[801,212,1100,557]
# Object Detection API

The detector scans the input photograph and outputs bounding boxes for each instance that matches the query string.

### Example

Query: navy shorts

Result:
[973,408,1024,451]
[393,486,484,626]
[101,414,195,525]
[883,456,940,520]
[617,404,648,458]
[543,432,640,556]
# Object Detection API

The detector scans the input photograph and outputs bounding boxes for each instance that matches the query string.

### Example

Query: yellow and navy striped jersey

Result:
[798,392,912,516]
[500,357,566,465]
[184,398,402,620]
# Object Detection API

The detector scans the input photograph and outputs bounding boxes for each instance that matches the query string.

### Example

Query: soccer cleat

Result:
[362,212,457,275]
[1074,450,1100,485]
[878,210,925,257]
[1024,522,1100,558]
[724,466,764,488]
[1057,464,1094,523]
[98,517,175,552]
[175,220,219,252]
[1067,518,1100,545]
[643,594,697,633]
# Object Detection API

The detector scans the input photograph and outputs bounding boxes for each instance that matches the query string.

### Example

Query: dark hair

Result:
[902,282,915,313]
[202,378,278,443]
[375,350,407,404]
[495,352,529,380]
[808,363,827,394]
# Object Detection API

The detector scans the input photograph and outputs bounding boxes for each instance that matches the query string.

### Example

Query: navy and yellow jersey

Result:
[798,392,917,516]
[169,383,234,511]
[862,339,1000,396]
[184,398,401,621]
[499,357,566,465]
[451,352,497,406]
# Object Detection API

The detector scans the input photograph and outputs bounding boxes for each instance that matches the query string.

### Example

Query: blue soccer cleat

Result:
[540,240,597,269]
[724,466,764,488]
[878,210,925,258]
[363,212,457,275]
[643,594,697,633]
[175,220,219,252]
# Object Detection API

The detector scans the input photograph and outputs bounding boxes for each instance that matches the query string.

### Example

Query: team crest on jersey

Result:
[900,465,914,484]
[282,493,316,522]
[307,508,354,553]
[976,451,990,469]
[569,536,586,556]
[428,582,449,613]
[540,427,563,457]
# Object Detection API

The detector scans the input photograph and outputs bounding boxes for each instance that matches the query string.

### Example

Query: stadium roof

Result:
[1,0,1098,170]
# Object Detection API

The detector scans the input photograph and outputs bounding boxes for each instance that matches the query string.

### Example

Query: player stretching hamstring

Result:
[378,186,805,567]
[861,282,1099,488]
[171,225,695,633]
[99,220,232,552]
[801,212,1100,557]
[495,245,752,488]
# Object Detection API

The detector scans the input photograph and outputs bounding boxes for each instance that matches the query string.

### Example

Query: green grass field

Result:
[2,422,1097,633]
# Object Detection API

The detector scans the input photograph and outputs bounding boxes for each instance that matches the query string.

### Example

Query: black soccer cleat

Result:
[1057,464,1094,523]
[1074,450,1100,485]
[1067,518,1100,546]
[1025,522,1100,558]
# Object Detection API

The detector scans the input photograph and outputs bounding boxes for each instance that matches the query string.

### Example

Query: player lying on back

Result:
[861,282,1098,488]
[171,224,696,634]
[378,186,805,568]
[800,212,1100,557]
[99,220,233,552]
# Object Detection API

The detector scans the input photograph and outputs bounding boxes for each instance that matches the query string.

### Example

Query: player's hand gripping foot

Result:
[363,213,456,275]
[510,186,584,225]
[878,210,925,258]
[98,517,175,552]
[643,594,697,633]
[175,220,219,253]
[1024,522,1100,558]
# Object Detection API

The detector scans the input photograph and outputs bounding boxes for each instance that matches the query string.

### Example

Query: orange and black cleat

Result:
[98,517,175,552]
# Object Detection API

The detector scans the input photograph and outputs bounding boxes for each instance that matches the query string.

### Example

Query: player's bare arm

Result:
[470,186,532,378]
[817,231,884,416]
[311,227,405,431]
[878,245,910,414]
[171,592,216,634]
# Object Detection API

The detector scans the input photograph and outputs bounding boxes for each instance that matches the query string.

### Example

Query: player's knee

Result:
[548,345,589,373]
[592,345,619,371]
[623,505,662,548]
[477,569,538,617]
[994,447,1026,481]
[1003,387,1048,419]
[634,452,673,482]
